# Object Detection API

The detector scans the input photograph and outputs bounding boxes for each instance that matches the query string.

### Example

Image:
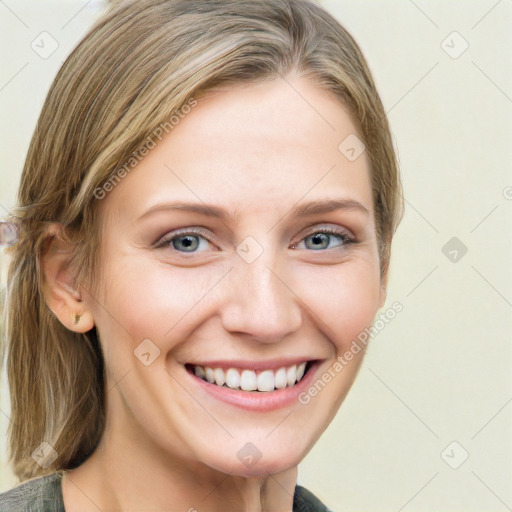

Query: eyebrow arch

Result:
[137,198,369,222]
[292,198,369,217]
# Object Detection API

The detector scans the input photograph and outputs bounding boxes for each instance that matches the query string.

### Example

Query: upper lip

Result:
[185,358,319,371]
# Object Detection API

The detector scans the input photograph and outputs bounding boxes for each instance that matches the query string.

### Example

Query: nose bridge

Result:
[220,243,302,342]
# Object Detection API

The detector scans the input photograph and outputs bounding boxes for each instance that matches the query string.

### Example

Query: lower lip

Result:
[184,361,321,412]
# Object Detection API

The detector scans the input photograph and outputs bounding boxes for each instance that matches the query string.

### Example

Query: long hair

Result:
[1,0,403,481]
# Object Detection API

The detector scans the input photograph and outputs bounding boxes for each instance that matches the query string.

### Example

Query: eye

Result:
[153,227,213,253]
[153,225,355,254]
[293,226,354,251]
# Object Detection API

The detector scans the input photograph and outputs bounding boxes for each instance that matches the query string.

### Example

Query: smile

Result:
[190,362,309,392]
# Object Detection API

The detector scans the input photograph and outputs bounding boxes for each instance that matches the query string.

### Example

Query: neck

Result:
[62,393,298,512]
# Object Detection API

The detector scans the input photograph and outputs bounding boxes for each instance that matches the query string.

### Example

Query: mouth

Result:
[185,361,312,392]
[183,359,321,411]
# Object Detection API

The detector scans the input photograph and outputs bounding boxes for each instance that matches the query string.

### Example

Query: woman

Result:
[0,0,403,510]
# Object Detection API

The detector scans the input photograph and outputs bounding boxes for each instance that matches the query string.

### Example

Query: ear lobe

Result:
[40,224,95,333]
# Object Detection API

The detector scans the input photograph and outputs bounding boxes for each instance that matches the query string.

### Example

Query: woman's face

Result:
[90,74,386,476]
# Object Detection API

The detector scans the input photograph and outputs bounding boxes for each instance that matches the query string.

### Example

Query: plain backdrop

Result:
[1,1,511,510]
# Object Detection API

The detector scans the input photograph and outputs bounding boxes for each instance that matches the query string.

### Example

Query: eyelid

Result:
[291,224,355,249]
[153,223,356,252]
[152,226,214,249]
[299,223,354,239]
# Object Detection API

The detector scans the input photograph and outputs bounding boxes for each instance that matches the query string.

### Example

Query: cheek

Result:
[93,255,217,351]
[295,259,382,352]
[93,247,381,361]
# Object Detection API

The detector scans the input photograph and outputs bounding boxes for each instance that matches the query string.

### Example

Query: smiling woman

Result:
[0,0,403,511]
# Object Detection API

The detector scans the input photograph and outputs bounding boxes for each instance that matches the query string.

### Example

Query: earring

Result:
[73,313,81,325]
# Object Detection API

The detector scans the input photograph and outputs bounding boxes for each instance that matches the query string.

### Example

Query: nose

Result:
[219,251,303,343]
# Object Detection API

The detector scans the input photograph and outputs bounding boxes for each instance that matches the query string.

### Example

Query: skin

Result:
[43,73,387,512]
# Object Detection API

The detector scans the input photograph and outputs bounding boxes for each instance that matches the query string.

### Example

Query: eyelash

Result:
[153,226,355,253]
[292,227,355,250]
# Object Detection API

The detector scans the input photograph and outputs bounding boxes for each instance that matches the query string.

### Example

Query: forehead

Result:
[99,75,373,225]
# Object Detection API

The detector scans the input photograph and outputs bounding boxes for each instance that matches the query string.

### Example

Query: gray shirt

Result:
[0,471,332,511]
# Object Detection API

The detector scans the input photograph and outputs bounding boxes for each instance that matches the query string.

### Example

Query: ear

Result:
[40,224,95,333]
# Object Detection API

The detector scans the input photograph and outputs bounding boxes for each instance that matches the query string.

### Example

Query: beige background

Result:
[1,1,511,510]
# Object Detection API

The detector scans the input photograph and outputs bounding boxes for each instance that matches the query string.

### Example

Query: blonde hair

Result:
[1,0,403,481]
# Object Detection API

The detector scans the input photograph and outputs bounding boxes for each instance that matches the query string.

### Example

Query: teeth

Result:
[257,370,274,392]
[286,365,296,387]
[274,367,287,389]
[296,362,306,381]
[205,367,215,384]
[214,368,225,387]
[192,363,309,392]
[240,370,257,391]
[194,366,205,379]
[226,368,240,389]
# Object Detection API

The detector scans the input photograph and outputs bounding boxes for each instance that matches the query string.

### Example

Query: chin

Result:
[201,439,309,478]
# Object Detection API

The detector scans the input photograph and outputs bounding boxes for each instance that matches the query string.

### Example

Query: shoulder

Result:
[293,484,333,512]
[0,472,64,512]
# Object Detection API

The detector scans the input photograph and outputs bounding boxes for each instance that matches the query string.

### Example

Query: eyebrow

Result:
[137,198,369,222]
